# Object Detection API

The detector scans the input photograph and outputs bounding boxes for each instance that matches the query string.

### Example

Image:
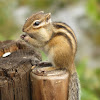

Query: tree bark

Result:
[0,40,41,100]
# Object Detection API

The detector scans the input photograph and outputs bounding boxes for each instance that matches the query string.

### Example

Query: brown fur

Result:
[45,35,75,72]
[21,11,80,100]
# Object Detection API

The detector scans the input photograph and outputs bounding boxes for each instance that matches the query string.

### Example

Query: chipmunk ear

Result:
[45,13,51,22]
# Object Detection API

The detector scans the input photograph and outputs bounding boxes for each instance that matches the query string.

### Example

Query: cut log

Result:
[31,67,69,100]
[0,40,41,100]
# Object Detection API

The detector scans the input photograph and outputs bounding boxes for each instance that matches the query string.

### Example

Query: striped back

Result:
[53,22,77,55]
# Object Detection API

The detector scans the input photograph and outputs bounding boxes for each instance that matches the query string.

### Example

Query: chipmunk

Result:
[21,11,80,100]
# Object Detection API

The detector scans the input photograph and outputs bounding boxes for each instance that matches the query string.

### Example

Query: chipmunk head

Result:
[23,11,52,34]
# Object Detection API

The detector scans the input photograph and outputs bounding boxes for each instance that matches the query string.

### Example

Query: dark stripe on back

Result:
[53,23,76,43]
[54,22,71,28]
[54,32,73,49]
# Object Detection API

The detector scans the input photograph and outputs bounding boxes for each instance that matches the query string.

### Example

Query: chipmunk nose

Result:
[22,27,25,32]
[22,28,24,32]
[22,27,28,32]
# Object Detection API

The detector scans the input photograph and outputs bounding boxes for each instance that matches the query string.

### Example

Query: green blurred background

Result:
[0,0,100,99]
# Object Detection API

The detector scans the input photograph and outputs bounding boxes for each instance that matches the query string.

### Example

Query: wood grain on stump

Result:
[0,40,41,100]
[31,67,69,100]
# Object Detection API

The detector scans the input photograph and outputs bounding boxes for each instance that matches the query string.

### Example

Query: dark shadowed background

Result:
[0,0,100,99]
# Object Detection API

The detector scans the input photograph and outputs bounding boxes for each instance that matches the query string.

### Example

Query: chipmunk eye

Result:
[33,21,40,26]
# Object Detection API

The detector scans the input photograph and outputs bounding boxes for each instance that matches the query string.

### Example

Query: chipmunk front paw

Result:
[20,34,31,42]
[20,34,27,40]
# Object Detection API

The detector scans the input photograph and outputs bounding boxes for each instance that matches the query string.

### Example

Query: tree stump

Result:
[31,67,69,100]
[0,40,41,100]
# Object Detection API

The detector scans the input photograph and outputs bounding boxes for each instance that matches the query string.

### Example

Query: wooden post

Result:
[0,40,41,100]
[31,67,69,100]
